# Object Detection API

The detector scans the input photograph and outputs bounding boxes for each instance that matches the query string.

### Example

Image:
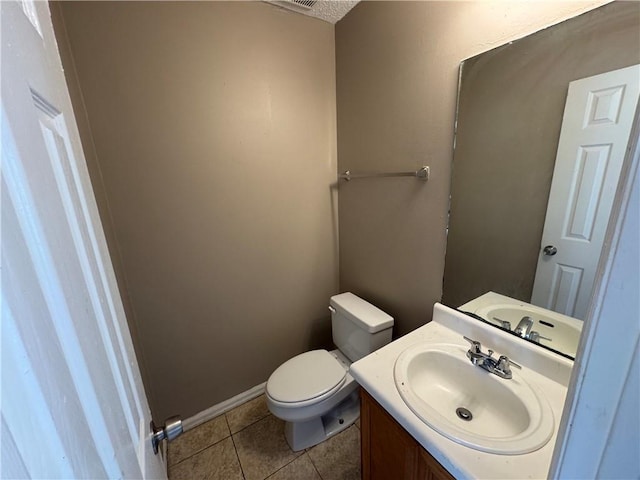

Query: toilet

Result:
[265,292,394,451]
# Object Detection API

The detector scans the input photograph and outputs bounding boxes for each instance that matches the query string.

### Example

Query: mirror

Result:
[442,2,640,359]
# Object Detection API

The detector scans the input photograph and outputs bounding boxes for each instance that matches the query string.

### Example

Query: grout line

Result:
[168,416,233,468]
[306,451,324,480]
[183,383,267,431]
[263,452,308,480]
[172,395,267,468]
[227,414,247,480]
[230,411,273,436]
[169,434,230,469]
[263,459,291,480]
[171,400,361,480]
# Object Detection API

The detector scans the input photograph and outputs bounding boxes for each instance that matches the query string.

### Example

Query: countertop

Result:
[350,303,573,479]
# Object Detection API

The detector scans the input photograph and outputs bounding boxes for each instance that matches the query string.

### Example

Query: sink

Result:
[394,343,554,455]
[475,303,582,357]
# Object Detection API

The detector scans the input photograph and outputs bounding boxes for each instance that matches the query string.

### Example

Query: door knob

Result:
[151,415,183,454]
[543,245,558,256]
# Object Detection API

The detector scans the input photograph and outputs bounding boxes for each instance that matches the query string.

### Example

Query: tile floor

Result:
[167,394,361,480]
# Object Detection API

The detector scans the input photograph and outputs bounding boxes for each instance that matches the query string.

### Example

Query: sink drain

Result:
[456,407,473,421]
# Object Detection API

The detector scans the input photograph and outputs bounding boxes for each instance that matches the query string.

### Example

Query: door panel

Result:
[1,1,166,478]
[532,64,640,319]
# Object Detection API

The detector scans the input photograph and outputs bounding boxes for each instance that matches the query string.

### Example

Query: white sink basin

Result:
[394,343,554,455]
[459,292,582,358]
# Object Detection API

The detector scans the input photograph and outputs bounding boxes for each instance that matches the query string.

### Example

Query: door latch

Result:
[151,415,183,454]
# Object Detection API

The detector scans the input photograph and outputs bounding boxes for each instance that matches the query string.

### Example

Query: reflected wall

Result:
[443,1,640,312]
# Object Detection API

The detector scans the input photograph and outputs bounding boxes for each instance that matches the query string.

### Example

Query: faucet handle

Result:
[492,317,512,330]
[494,355,521,379]
[529,331,552,343]
[462,336,481,353]
[498,355,521,370]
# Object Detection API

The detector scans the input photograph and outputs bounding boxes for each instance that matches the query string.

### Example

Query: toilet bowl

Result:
[265,292,393,451]
[266,349,359,451]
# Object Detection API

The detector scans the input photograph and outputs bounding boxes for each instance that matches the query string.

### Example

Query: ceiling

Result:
[265,0,360,24]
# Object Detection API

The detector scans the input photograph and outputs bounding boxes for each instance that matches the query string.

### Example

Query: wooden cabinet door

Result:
[362,389,419,479]
[361,390,454,480]
[415,449,456,480]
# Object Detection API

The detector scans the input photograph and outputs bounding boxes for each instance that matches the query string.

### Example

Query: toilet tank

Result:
[329,292,394,362]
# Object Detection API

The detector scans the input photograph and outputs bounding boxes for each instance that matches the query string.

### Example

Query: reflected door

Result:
[532,64,640,319]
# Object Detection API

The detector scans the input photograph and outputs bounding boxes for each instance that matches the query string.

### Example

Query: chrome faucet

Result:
[513,316,551,344]
[463,336,521,379]
[514,316,534,338]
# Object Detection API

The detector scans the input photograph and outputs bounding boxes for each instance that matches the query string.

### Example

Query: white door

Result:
[531,64,640,320]
[1,1,167,478]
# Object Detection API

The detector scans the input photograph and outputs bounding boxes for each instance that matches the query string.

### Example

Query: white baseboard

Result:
[182,382,267,431]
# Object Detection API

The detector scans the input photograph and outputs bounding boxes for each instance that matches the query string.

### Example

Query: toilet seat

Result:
[266,350,347,407]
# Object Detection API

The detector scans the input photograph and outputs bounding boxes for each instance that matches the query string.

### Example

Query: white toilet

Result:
[265,292,394,451]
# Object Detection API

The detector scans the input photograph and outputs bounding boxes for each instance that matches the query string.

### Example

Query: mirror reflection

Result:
[443,2,640,359]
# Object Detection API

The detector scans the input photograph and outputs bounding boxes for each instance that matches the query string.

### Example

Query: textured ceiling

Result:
[266,1,360,24]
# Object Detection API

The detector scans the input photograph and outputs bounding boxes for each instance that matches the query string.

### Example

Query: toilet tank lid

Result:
[330,292,394,333]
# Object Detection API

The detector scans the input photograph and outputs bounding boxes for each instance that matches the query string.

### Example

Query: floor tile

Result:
[168,415,230,466]
[233,415,302,480]
[266,453,321,480]
[168,437,242,480]
[307,425,361,480]
[226,394,270,434]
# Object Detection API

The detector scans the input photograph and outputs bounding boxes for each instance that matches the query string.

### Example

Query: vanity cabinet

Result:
[360,389,454,480]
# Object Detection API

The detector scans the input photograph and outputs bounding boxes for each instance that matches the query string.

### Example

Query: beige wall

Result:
[55,1,338,421]
[53,0,615,421]
[50,2,153,408]
[335,0,610,337]
[443,2,640,309]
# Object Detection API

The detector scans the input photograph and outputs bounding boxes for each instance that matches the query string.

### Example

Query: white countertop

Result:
[350,303,573,480]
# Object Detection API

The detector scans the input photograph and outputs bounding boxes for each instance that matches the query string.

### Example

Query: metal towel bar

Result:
[338,166,429,182]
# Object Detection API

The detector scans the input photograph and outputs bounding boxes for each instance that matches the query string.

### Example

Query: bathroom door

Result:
[531,65,640,319]
[1,1,166,478]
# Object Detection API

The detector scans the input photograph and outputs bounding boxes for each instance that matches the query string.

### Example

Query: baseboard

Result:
[182,382,267,431]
